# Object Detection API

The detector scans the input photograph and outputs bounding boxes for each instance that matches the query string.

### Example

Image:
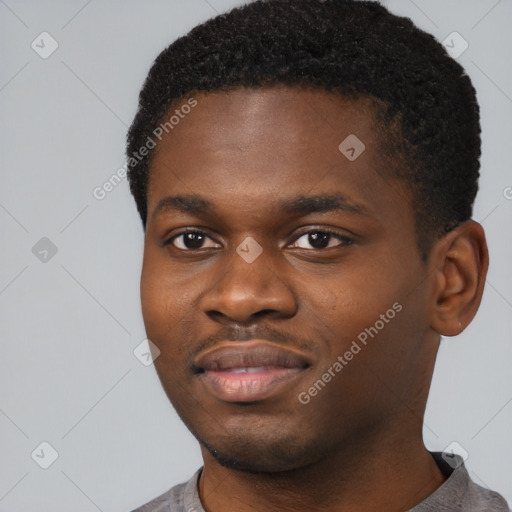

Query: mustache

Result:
[184,324,316,370]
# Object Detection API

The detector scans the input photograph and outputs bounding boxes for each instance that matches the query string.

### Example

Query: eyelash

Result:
[164,227,354,252]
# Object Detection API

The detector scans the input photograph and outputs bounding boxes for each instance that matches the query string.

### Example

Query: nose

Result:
[199,243,298,323]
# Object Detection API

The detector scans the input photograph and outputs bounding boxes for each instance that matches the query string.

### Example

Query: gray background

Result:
[0,0,510,510]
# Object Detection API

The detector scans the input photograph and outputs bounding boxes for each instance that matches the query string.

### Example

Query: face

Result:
[141,86,436,472]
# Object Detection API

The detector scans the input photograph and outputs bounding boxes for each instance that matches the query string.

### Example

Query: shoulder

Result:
[411,452,510,512]
[463,478,510,512]
[129,468,203,512]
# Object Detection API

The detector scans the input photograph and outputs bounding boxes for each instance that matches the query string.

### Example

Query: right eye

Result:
[165,229,221,251]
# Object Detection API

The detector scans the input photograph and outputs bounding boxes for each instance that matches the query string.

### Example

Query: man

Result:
[126,0,510,510]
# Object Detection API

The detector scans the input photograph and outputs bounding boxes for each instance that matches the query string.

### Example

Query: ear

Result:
[429,220,489,336]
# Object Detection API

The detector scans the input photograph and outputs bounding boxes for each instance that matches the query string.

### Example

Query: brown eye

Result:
[290,230,353,250]
[166,230,220,251]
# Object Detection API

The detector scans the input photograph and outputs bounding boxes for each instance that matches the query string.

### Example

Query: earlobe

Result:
[429,220,489,337]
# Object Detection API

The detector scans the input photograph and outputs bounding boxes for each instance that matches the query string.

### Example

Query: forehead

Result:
[146,86,409,228]
[152,86,382,158]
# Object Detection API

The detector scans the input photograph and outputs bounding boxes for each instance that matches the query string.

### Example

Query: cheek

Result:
[301,261,419,383]
[139,249,205,356]
[140,258,163,333]
[302,265,400,336]
[140,252,181,339]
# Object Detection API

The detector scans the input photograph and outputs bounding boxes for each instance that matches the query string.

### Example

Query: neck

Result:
[198,425,446,512]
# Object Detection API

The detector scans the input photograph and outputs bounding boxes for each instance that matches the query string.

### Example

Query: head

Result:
[127,0,488,473]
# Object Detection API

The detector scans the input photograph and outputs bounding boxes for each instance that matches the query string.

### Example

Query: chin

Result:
[157,374,336,472]
[196,427,327,474]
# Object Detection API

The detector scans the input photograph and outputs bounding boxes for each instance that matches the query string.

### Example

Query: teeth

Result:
[227,367,269,374]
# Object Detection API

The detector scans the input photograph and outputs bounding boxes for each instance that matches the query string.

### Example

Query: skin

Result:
[140,85,488,512]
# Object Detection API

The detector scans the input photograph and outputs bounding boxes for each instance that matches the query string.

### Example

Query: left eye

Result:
[290,230,353,250]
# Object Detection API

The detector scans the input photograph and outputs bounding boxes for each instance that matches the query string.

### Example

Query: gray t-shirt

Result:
[131,452,510,511]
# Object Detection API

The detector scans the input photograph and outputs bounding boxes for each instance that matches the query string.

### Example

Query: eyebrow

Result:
[151,193,371,221]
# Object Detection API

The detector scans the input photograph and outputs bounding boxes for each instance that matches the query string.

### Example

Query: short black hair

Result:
[126,0,481,259]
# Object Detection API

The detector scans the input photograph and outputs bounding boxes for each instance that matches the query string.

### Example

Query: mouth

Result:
[193,340,312,403]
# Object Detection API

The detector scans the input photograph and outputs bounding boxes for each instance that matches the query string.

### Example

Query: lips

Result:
[193,340,312,403]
